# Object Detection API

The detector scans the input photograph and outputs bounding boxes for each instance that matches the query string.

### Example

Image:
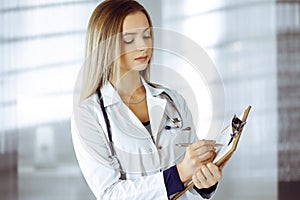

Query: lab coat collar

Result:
[100,77,165,107]
[141,77,165,97]
[100,82,121,107]
[100,77,167,139]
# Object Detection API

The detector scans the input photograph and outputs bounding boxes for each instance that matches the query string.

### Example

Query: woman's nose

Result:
[136,37,148,51]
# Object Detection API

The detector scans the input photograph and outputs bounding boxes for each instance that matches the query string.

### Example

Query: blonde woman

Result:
[72,0,223,199]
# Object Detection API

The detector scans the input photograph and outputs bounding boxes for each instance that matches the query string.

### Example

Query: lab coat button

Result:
[149,148,153,152]
[158,146,162,150]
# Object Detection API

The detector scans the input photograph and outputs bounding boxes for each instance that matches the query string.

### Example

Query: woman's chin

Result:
[132,64,148,71]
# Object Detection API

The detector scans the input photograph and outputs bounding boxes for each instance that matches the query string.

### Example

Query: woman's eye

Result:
[143,31,152,39]
[143,34,152,39]
[123,39,134,44]
[123,36,134,44]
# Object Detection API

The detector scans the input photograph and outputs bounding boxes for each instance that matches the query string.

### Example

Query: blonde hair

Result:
[80,0,153,101]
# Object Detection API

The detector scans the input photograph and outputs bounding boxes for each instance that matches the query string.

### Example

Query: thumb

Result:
[219,155,231,170]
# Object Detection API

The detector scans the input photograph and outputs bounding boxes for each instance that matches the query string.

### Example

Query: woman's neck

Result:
[111,70,145,96]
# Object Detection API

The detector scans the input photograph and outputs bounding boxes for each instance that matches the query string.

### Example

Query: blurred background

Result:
[0,0,299,199]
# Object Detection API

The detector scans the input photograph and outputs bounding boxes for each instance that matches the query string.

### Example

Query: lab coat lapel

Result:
[101,82,150,138]
[101,78,168,141]
[147,95,167,139]
[141,78,167,140]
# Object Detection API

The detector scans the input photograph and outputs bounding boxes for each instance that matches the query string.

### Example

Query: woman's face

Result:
[120,11,153,73]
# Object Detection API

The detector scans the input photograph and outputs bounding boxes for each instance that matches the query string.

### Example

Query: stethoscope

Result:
[97,86,191,179]
[98,88,127,180]
[160,91,191,131]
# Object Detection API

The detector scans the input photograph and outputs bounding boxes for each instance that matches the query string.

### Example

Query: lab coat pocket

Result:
[158,124,194,170]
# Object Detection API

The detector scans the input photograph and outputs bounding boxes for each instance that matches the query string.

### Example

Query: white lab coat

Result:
[71,78,214,200]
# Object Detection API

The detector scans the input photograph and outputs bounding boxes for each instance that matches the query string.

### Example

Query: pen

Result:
[175,143,224,147]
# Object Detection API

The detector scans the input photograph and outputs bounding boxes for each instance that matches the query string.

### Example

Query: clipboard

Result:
[172,106,251,200]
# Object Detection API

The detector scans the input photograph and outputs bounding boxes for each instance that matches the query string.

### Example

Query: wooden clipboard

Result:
[171,106,251,200]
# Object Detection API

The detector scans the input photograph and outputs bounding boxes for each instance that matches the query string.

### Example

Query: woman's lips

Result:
[134,56,148,62]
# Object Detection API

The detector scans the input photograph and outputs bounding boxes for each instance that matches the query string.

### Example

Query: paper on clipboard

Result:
[212,125,234,163]
[171,106,251,200]
[212,121,239,163]
[212,107,250,165]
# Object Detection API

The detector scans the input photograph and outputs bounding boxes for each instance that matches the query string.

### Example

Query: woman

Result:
[72,0,223,199]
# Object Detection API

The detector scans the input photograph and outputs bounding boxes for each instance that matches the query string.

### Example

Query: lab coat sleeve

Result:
[173,91,218,199]
[71,103,168,200]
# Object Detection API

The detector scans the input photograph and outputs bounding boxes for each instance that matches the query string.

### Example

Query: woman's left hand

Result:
[192,163,222,189]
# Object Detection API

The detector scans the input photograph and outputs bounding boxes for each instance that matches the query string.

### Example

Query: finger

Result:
[219,161,227,170]
[209,151,217,162]
[189,140,216,150]
[190,145,215,158]
[201,165,220,187]
[196,169,210,188]
[207,163,222,180]
[198,150,215,162]
[218,156,231,170]
[199,152,217,165]
[201,165,214,181]
[198,145,215,155]
[192,174,203,189]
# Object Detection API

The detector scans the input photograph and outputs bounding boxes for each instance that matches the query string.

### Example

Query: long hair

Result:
[80,0,153,101]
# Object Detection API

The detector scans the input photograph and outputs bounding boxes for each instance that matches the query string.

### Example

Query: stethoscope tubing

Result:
[96,87,190,179]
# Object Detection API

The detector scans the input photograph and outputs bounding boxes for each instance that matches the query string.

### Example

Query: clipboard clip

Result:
[228,115,247,146]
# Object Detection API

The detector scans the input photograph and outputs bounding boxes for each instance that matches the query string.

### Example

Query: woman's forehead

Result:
[122,11,150,34]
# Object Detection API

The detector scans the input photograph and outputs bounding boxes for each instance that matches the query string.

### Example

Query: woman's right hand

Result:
[176,140,216,183]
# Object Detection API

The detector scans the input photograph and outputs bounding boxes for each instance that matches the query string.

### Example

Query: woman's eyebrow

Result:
[123,27,151,36]
[123,32,137,36]
[143,27,151,32]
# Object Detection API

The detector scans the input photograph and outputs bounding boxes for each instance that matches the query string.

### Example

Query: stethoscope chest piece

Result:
[164,117,191,131]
